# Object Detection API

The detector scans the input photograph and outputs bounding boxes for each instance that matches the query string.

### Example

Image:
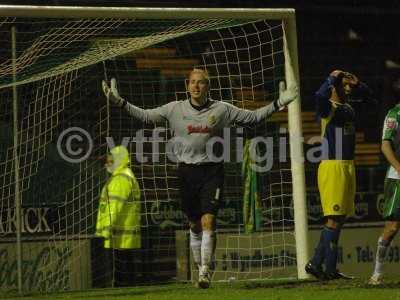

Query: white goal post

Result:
[0,5,309,294]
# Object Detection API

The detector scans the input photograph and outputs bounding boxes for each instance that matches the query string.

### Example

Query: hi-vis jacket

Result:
[95,146,141,249]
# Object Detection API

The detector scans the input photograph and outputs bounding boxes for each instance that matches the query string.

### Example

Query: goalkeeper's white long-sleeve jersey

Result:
[125,99,276,164]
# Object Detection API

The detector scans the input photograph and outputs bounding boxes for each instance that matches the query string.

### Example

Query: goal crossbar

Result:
[0,5,294,20]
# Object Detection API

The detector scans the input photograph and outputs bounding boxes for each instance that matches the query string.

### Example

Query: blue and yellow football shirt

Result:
[315,75,369,160]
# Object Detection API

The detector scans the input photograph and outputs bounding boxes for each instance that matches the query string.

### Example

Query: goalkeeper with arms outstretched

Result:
[102,68,297,288]
[306,70,371,280]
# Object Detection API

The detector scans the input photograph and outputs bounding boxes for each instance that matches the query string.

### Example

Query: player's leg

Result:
[306,226,328,280]
[306,215,346,280]
[323,215,350,279]
[369,178,400,285]
[200,213,216,267]
[307,160,355,280]
[322,161,355,279]
[198,163,224,288]
[369,221,400,285]
[198,213,216,288]
[189,219,203,270]
[177,163,203,276]
[306,160,333,280]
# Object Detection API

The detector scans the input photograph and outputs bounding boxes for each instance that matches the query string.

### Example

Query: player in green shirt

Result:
[369,100,400,285]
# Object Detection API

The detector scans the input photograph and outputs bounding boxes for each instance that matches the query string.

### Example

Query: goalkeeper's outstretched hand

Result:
[102,78,126,107]
[276,81,298,110]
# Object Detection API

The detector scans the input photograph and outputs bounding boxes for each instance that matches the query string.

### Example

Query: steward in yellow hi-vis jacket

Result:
[96,145,141,249]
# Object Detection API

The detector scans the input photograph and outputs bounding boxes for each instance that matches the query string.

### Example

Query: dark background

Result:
[2,0,399,138]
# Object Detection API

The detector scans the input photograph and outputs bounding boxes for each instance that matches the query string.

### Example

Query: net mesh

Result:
[0,16,298,292]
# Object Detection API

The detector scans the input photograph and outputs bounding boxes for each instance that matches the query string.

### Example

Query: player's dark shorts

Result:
[177,162,224,222]
[382,178,400,220]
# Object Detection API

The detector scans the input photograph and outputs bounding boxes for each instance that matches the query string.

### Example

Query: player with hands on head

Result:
[305,69,371,281]
[102,68,297,288]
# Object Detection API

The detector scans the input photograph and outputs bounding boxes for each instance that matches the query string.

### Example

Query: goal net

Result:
[0,7,307,293]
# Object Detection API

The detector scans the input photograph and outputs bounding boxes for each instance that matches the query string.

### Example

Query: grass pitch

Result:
[2,278,400,300]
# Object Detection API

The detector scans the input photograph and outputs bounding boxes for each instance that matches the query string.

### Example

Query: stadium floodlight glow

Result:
[0,5,309,293]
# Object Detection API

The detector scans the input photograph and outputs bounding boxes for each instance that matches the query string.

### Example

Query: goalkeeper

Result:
[305,70,370,280]
[102,68,297,288]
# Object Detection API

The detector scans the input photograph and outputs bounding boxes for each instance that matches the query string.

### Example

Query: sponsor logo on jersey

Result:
[187,124,211,134]
[385,117,397,130]
[208,115,217,125]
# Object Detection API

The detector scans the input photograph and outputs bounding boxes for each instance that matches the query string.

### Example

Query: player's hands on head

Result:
[277,81,298,109]
[330,69,344,77]
[330,70,359,87]
[102,78,126,107]
[342,72,359,87]
[329,70,360,99]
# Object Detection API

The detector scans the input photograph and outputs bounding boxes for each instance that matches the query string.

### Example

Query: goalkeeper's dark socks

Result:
[323,226,341,274]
